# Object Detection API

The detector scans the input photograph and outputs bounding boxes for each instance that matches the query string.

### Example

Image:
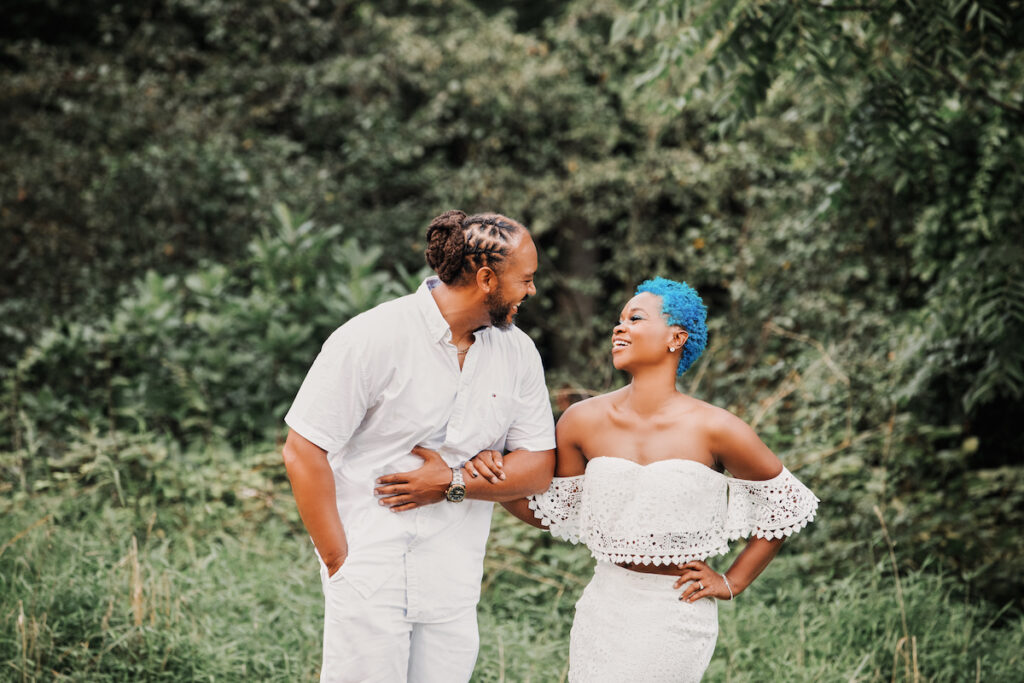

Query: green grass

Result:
[1,493,322,681]
[2,450,1021,682]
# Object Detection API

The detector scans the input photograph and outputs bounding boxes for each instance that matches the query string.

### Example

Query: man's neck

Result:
[430,281,489,343]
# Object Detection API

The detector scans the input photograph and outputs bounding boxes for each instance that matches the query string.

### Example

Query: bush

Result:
[3,205,426,468]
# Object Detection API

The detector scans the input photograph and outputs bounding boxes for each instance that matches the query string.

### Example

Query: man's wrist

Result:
[445,466,466,502]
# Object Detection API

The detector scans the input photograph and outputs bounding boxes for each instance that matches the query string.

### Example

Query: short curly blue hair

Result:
[635,277,708,376]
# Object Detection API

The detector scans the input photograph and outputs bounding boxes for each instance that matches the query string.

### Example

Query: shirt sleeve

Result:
[504,342,556,452]
[528,475,585,543]
[284,323,373,455]
[725,467,819,541]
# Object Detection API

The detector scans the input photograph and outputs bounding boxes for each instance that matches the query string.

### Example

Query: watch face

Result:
[447,485,466,502]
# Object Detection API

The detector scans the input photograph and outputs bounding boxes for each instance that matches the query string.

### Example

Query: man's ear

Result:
[476,266,497,293]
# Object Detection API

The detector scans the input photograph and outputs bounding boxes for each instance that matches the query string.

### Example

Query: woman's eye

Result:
[631,315,643,322]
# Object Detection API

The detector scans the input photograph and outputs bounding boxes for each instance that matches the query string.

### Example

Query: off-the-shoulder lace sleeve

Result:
[726,467,819,541]
[527,475,585,543]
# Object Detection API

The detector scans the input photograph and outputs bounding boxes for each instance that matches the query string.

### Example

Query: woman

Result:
[480,277,818,682]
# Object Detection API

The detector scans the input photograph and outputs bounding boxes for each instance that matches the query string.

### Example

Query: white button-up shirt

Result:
[285,277,555,621]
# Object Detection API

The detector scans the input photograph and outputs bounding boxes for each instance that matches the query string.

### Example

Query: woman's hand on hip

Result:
[674,560,733,602]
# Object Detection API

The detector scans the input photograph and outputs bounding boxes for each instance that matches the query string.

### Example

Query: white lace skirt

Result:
[568,562,719,683]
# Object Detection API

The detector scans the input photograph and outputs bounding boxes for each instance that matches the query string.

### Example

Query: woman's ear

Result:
[671,328,689,350]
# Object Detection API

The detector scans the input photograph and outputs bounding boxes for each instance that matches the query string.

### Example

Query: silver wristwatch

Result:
[445,466,466,503]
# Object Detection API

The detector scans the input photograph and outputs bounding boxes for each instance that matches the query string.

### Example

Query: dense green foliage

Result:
[2,0,1022,679]
[7,204,423,471]
[611,0,1024,605]
[614,0,1024,421]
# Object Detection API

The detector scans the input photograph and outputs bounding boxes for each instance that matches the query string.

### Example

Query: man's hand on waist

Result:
[374,445,453,512]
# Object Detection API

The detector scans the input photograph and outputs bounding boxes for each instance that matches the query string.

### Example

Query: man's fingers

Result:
[373,484,404,496]
[378,468,420,483]
[390,502,419,512]
[410,445,441,460]
[378,494,409,508]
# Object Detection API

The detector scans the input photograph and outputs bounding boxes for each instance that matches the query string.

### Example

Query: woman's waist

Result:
[592,561,694,591]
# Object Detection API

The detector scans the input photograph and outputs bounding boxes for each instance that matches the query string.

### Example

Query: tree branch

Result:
[938,64,1024,118]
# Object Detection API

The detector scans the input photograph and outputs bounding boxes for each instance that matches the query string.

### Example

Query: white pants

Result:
[569,562,719,683]
[318,559,479,683]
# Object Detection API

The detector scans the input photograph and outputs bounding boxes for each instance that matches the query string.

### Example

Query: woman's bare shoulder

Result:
[680,396,781,478]
[679,395,747,431]
[560,389,622,425]
[673,396,766,454]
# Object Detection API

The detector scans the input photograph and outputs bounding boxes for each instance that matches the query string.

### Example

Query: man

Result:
[281,210,556,682]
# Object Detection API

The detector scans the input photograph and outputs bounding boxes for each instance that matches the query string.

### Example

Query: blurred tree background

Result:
[2,0,1022,680]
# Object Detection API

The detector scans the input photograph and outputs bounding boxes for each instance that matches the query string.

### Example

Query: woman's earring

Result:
[668,346,676,353]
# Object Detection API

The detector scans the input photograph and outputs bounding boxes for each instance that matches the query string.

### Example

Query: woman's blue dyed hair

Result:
[635,277,708,376]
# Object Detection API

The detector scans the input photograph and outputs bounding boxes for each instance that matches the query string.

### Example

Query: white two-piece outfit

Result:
[529,457,819,683]
[286,277,555,683]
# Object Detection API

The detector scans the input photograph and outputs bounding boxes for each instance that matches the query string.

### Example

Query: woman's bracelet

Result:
[720,572,734,600]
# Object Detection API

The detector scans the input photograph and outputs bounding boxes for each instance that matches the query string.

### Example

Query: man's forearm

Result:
[282,433,348,570]
[464,448,555,502]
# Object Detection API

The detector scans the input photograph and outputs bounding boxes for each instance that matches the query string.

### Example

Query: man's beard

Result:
[485,286,520,330]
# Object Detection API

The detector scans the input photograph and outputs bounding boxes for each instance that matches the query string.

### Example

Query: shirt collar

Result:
[416,276,456,343]
[416,276,495,344]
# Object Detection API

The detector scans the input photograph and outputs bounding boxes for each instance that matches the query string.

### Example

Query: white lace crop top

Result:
[527,457,819,566]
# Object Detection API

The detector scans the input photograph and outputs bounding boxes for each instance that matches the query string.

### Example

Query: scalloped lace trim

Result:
[725,467,820,541]
[528,475,584,543]
[528,465,819,561]
[528,498,581,543]
[587,542,731,567]
[727,511,817,541]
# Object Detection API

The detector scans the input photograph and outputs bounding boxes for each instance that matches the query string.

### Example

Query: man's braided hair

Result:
[424,210,526,285]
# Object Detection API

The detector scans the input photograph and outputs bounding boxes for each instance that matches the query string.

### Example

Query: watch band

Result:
[445,466,466,503]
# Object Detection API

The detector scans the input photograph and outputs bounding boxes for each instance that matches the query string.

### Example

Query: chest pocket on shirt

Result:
[471,392,519,452]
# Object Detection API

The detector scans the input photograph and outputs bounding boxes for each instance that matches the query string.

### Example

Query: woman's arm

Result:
[499,402,589,526]
[676,408,794,601]
[710,407,783,481]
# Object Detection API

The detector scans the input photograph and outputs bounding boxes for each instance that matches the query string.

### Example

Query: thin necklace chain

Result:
[453,336,474,356]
